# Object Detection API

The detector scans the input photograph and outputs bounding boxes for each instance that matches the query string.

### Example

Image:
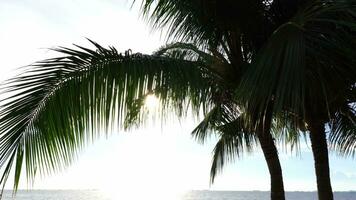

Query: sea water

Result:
[1,190,356,200]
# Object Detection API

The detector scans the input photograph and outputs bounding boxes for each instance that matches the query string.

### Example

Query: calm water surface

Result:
[2,190,356,200]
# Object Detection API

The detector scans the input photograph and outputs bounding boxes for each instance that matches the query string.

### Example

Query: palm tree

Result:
[155,43,286,199]
[0,1,354,200]
[139,1,356,199]
[0,39,286,200]
[236,1,356,200]
[0,2,319,200]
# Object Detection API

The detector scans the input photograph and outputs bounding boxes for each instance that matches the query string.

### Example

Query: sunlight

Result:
[145,94,159,110]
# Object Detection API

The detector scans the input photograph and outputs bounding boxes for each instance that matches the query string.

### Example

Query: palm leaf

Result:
[0,40,214,191]
[329,103,356,157]
[191,101,258,183]
[238,1,356,125]
[209,114,257,184]
[136,0,225,44]
[238,21,306,123]
[154,42,237,82]
[271,113,307,152]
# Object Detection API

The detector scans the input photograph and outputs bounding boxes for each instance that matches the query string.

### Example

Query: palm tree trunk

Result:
[309,121,333,200]
[258,130,285,200]
[257,106,285,200]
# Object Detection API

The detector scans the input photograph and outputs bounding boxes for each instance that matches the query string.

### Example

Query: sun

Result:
[145,94,159,110]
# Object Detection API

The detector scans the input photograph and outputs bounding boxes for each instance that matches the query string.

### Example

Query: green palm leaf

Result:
[238,1,356,124]
[329,103,356,157]
[209,114,257,184]
[191,100,258,183]
[0,40,213,191]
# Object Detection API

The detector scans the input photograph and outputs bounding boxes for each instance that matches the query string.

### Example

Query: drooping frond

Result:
[238,20,306,120]
[190,100,258,183]
[329,103,356,157]
[191,101,239,142]
[209,113,257,184]
[238,1,356,125]
[191,106,221,144]
[0,40,213,192]
[271,113,307,152]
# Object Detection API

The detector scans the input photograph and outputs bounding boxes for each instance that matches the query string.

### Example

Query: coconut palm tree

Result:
[0,2,316,200]
[141,1,356,200]
[0,1,355,200]
[155,43,286,199]
[236,1,356,200]
[0,39,286,200]
[140,1,356,199]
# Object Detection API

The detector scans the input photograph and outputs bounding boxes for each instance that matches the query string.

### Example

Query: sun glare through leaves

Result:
[145,94,159,110]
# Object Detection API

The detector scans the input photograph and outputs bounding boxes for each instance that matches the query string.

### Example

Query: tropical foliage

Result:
[0,1,355,200]
[0,41,215,192]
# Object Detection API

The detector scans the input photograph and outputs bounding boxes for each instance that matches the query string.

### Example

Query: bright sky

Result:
[0,0,355,197]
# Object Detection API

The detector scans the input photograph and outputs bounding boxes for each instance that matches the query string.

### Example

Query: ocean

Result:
[3,190,356,200]
[1,190,356,200]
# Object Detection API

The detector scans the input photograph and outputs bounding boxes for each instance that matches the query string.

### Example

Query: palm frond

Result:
[0,40,213,191]
[271,114,307,153]
[238,21,306,121]
[209,114,257,184]
[136,0,269,47]
[238,1,356,125]
[154,42,238,82]
[136,0,224,44]
[329,103,356,157]
[191,101,238,142]
[154,42,212,61]
[191,106,221,144]
[190,100,257,183]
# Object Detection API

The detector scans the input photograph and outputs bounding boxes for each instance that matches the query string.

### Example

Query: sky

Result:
[0,0,355,196]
